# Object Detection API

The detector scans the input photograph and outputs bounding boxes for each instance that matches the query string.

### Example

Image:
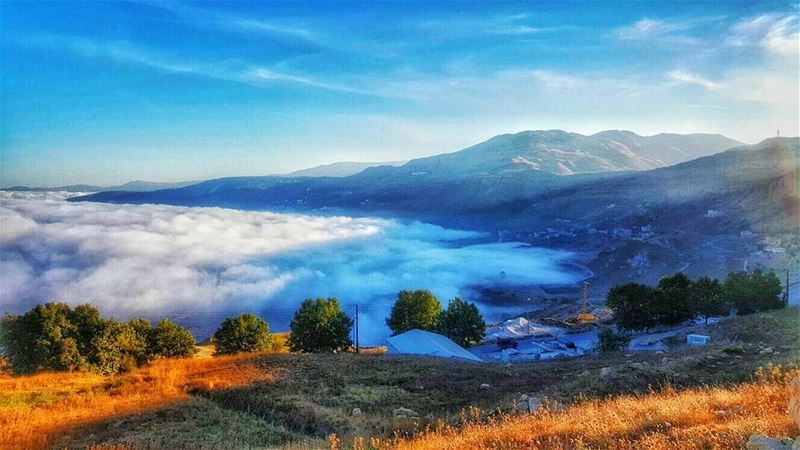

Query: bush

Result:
[289,298,353,353]
[213,313,272,355]
[438,297,486,347]
[386,290,442,335]
[597,328,631,352]
[148,319,197,358]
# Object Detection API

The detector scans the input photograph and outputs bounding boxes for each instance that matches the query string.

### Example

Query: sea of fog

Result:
[0,191,587,344]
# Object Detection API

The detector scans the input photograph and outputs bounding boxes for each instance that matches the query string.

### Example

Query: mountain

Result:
[2,180,198,193]
[74,130,745,219]
[283,161,406,178]
[590,131,743,166]
[367,130,741,179]
[3,184,106,193]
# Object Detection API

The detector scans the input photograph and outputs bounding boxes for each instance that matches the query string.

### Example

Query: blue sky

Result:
[1,1,798,186]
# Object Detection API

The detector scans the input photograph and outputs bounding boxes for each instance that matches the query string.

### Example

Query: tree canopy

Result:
[438,297,486,347]
[288,298,353,353]
[213,313,272,355]
[0,303,196,374]
[386,289,442,335]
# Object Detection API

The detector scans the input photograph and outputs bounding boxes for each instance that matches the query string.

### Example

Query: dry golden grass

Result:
[387,367,800,450]
[0,351,274,449]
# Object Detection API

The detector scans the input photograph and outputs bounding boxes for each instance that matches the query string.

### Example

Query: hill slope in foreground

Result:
[1,308,798,449]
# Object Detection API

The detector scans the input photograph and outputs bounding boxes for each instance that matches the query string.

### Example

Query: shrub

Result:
[213,313,272,355]
[288,298,353,353]
[386,289,442,335]
[148,319,197,358]
[597,328,631,352]
[438,297,486,347]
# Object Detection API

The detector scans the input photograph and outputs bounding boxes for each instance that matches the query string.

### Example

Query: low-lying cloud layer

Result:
[0,192,582,343]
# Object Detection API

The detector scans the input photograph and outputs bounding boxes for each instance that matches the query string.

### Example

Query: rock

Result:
[579,370,591,377]
[629,362,649,371]
[793,437,800,450]
[760,347,774,355]
[746,435,794,450]
[480,383,491,390]
[415,384,425,390]
[424,413,434,420]
[655,351,665,355]
[351,408,362,417]
[789,378,800,428]
[600,367,615,379]
[393,407,418,418]
[518,394,541,414]
[624,353,634,358]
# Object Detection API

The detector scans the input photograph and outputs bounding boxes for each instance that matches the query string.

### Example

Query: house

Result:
[386,329,483,362]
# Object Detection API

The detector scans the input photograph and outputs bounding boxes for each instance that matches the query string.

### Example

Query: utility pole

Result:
[355,304,360,353]
[582,281,590,314]
[784,270,790,306]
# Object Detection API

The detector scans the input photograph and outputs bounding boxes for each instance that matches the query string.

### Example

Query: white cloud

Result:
[666,70,724,91]
[0,193,581,343]
[19,34,379,96]
[730,13,799,56]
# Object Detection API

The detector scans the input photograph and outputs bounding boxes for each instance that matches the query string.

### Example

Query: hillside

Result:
[1,308,798,449]
[284,161,406,178]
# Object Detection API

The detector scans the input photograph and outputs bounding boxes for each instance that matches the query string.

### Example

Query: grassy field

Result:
[0,308,798,449]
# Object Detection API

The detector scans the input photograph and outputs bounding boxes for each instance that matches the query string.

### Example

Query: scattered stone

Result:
[663,421,672,429]
[789,378,800,428]
[746,435,794,450]
[600,367,615,379]
[518,394,541,414]
[424,413,434,420]
[759,347,774,355]
[480,383,492,390]
[393,407,418,418]
[415,384,425,390]
[624,353,634,358]
[351,408,362,417]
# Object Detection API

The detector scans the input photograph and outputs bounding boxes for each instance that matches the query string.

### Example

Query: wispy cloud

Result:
[148,1,320,44]
[666,70,724,91]
[616,18,691,40]
[18,34,383,97]
[729,12,799,56]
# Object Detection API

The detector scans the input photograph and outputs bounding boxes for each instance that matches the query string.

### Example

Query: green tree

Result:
[213,313,273,355]
[690,276,728,324]
[606,283,659,331]
[386,290,442,334]
[90,322,148,374]
[438,297,486,347]
[597,328,631,352]
[148,319,197,358]
[288,298,353,353]
[724,270,784,315]
[656,273,695,325]
[0,303,85,374]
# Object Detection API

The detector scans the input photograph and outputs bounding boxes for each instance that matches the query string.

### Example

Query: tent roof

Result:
[386,329,482,362]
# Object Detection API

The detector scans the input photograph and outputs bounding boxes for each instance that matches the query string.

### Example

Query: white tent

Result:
[386,329,483,362]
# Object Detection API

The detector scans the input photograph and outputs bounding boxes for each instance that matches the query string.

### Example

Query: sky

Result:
[1,1,798,187]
